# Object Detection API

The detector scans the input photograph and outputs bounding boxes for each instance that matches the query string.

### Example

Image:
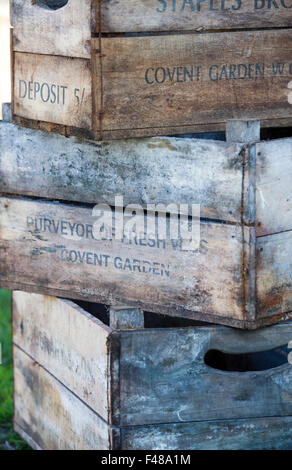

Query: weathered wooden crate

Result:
[11,1,292,139]
[1,119,292,329]
[13,291,292,450]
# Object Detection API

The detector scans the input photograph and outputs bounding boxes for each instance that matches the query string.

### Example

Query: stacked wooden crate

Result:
[11,292,292,450]
[11,0,292,139]
[0,0,292,449]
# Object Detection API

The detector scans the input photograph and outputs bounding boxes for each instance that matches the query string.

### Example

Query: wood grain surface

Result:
[13,53,92,129]
[0,121,248,223]
[13,346,111,450]
[0,196,251,327]
[13,292,111,421]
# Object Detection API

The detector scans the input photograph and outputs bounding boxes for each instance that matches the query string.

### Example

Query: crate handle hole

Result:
[204,346,289,372]
[35,0,69,10]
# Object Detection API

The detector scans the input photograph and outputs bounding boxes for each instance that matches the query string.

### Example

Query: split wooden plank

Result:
[256,138,292,237]
[13,346,111,450]
[13,53,92,129]
[11,0,92,58]
[0,196,251,327]
[12,292,111,421]
[0,121,248,223]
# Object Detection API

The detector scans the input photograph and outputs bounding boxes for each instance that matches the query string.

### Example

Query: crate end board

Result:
[12,29,292,139]
[13,53,92,130]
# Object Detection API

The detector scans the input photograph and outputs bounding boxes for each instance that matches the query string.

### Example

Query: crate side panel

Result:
[96,30,292,134]
[0,196,245,326]
[13,346,110,450]
[12,291,111,421]
[118,325,292,426]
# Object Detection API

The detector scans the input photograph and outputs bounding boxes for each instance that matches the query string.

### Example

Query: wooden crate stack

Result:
[0,0,292,449]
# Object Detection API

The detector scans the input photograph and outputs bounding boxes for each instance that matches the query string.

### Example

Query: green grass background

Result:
[0,289,30,450]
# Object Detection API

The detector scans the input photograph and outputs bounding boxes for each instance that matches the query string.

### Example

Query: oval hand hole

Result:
[204,346,289,372]
[35,0,69,10]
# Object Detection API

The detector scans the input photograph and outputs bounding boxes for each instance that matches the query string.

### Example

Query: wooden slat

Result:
[12,291,111,421]
[11,0,292,48]
[121,416,292,450]
[14,114,291,141]
[98,0,292,33]
[256,138,292,237]
[13,346,111,450]
[11,0,92,58]
[0,121,248,223]
[13,53,92,129]
[117,324,292,426]
[93,30,292,137]
[0,196,250,327]
[257,230,292,320]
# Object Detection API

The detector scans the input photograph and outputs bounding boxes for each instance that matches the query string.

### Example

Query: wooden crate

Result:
[13,291,292,450]
[1,119,292,329]
[0,119,249,328]
[11,1,292,139]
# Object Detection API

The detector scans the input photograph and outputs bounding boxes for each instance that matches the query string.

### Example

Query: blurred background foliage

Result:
[0,0,30,450]
[0,290,30,449]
